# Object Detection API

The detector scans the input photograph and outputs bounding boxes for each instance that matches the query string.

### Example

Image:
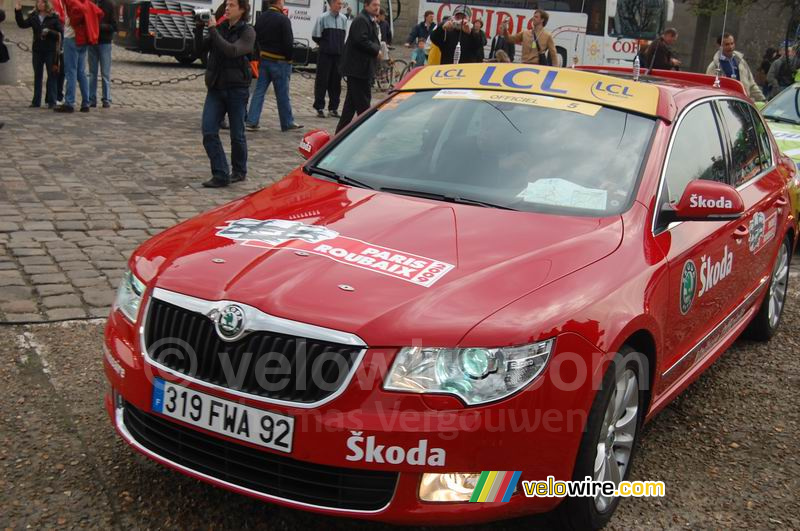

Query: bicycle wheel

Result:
[388,59,408,89]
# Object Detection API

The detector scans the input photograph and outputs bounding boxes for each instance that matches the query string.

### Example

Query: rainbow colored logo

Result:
[469,471,522,503]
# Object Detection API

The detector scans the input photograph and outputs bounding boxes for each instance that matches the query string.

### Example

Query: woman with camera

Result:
[14,0,63,108]
[195,0,255,188]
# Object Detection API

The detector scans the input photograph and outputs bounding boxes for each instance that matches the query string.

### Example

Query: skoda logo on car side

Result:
[215,304,246,341]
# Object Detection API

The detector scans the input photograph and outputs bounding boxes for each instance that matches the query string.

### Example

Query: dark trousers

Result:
[313,52,342,112]
[335,76,371,133]
[57,53,65,102]
[202,87,249,180]
[32,49,57,106]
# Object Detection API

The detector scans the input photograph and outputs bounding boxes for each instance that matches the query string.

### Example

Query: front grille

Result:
[122,402,397,511]
[144,298,362,404]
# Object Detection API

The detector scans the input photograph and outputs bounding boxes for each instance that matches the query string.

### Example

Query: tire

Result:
[389,59,408,89]
[746,235,791,341]
[556,347,646,530]
[176,55,196,65]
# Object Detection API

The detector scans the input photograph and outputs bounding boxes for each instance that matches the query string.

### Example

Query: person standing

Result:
[377,8,391,45]
[501,9,559,66]
[335,0,380,134]
[767,46,799,98]
[489,19,515,62]
[706,32,764,101]
[405,10,433,47]
[471,19,486,62]
[14,0,63,108]
[429,5,482,65]
[640,27,680,71]
[312,0,346,118]
[196,0,255,188]
[87,0,115,108]
[245,0,301,132]
[56,0,102,113]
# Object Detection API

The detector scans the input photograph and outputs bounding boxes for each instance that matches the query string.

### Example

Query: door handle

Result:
[733,225,749,239]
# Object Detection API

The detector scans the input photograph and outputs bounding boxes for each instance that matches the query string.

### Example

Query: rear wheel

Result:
[176,55,196,65]
[746,235,791,341]
[556,347,646,530]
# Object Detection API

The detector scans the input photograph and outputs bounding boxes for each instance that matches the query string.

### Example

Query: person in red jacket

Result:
[55,0,102,112]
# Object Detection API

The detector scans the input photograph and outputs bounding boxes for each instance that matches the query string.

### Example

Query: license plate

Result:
[151,379,294,453]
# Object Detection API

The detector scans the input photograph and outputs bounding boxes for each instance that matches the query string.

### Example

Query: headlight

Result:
[114,268,146,322]
[384,339,553,405]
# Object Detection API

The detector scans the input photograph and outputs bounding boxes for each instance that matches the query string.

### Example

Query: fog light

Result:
[419,472,481,502]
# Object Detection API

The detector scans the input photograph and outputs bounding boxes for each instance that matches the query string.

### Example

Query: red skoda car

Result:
[104,64,796,529]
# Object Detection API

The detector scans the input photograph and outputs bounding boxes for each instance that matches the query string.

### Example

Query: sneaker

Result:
[29,103,41,108]
[80,106,90,113]
[329,110,340,118]
[90,102,97,108]
[316,109,325,118]
[102,101,110,109]
[282,123,303,132]
[231,173,247,183]
[202,177,230,188]
[245,123,260,131]
[54,105,75,113]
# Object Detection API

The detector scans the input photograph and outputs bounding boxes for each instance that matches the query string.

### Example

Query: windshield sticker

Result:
[434,89,601,116]
[516,179,608,211]
[216,219,455,287]
[772,131,800,141]
[749,211,777,254]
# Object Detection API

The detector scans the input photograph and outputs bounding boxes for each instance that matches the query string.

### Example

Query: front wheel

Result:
[746,235,791,341]
[556,348,646,530]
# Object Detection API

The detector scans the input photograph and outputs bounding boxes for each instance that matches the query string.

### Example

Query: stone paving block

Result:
[22,265,60,275]
[0,271,26,286]
[0,286,34,302]
[30,273,70,285]
[18,256,54,266]
[11,247,46,257]
[1,300,39,313]
[36,284,75,297]
[55,221,89,231]
[41,294,83,309]
[72,277,111,289]
[81,289,115,307]
[0,222,19,232]
[45,308,89,320]
[66,269,103,281]
[22,222,56,232]
[2,313,45,322]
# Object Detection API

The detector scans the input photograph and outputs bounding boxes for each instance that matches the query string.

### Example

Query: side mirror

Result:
[669,180,744,221]
[298,129,331,160]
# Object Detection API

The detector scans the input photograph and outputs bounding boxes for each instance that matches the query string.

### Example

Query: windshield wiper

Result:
[304,165,376,190]
[381,187,516,210]
[763,115,800,125]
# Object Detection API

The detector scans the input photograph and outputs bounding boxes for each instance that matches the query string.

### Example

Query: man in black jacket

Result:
[245,0,301,131]
[15,0,63,108]
[640,28,680,71]
[196,0,255,188]
[87,0,115,107]
[335,0,381,133]
[429,5,482,64]
[405,10,433,47]
[312,0,346,118]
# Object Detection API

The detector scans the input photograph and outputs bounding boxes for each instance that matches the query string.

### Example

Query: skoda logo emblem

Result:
[680,260,697,315]
[215,304,246,341]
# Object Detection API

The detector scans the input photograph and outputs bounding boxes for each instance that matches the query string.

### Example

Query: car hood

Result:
[767,120,800,164]
[138,171,624,346]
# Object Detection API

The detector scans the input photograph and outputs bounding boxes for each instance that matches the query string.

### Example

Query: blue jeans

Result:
[63,37,89,108]
[246,59,294,130]
[202,87,249,179]
[88,43,112,104]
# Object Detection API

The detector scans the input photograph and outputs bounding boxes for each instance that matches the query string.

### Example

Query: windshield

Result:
[611,0,666,40]
[762,85,800,125]
[315,90,655,216]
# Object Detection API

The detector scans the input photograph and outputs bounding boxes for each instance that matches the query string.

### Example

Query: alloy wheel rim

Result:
[768,242,789,328]
[593,368,639,513]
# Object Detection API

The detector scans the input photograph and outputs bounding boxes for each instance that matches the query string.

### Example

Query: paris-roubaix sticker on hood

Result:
[215,219,455,287]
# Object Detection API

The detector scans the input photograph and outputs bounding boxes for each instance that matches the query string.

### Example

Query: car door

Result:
[715,99,786,293]
[653,101,745,391]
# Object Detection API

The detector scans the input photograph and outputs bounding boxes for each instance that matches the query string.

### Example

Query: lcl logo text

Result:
[591,81,633,99]
[430,68,466,84]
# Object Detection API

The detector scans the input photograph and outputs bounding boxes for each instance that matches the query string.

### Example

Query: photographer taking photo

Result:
[429,5,482,65]
[195,0,255,188]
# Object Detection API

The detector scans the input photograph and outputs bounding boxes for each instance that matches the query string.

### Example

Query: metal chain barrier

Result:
[5,38,204,86]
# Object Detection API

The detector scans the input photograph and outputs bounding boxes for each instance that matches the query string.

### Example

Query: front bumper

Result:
[103,306,603,524]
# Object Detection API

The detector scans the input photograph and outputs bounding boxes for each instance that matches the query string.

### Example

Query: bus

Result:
[417,0,674,67]
[113,0,355,65]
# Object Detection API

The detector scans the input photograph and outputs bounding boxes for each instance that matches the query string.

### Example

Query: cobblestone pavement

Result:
[0,27,364,323]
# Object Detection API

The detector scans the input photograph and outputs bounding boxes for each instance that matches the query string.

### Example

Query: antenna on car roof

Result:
[712,0,731,88]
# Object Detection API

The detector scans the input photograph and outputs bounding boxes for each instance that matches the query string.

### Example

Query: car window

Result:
[316,90,655,216]
[748,105,773,169]
[662,102,726,205]
[717,100,764,187]
[761,85,800,125]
